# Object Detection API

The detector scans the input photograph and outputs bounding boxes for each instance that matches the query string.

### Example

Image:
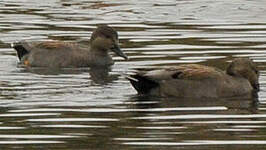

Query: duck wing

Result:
[144,64,223,81]
[12,41,83,60]
[127,64,223,95]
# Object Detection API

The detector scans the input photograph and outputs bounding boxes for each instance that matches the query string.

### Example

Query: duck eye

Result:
[104,33,113,39]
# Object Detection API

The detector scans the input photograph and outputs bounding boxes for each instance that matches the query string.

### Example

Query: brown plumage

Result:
[12,25,128,68]
[127,58,259,98]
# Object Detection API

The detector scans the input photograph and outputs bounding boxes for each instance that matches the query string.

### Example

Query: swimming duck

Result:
[12,25,128,68]
[127,58,259,98]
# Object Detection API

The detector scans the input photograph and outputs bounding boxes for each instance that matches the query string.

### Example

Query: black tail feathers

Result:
[127,74,159,94]
[11,42,29,60]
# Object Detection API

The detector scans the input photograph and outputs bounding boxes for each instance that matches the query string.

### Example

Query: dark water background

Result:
[0,0,266,149]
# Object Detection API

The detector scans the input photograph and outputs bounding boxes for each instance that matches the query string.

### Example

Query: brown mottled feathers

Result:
[12,25,127,67]
[35,41,76,49]
[144,64,223,81]
[166,64,223,80]
[128,58,259,98]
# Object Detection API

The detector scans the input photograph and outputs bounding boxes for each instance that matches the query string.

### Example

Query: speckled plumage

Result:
[12,25,128,68]
[128,58,259,98]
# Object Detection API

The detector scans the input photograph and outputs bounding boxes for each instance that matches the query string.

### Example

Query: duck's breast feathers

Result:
[145,64,224,81]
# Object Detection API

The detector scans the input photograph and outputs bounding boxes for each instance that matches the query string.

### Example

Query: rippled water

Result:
[0,0,266,149]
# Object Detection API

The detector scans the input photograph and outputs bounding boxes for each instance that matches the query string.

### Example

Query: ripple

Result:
[179,121,266,124]
[41,124,107,128]
[0,127,25,130]
[0,134,77,139]
[0,141,64,144]
[27,118,119,122]
[1,0,266,149]
[0,113,59,117]
[132,114,266,120]
[129,126,186,130]
[115,137,172,141]
[213,128,255,132]
[9,106,227,113]
[122,140,266,146]
[233,125,266,128]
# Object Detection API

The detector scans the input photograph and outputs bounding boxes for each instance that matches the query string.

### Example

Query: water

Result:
[0,0,266,149]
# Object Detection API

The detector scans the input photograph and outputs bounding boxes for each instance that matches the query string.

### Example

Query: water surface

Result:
[0,0,266,149]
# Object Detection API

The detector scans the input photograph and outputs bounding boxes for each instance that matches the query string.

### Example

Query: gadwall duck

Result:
[12,25,128,68]
[127,58,259,98]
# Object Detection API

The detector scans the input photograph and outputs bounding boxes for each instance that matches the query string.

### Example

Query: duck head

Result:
[226,58,259,91]
[90,25,128,60]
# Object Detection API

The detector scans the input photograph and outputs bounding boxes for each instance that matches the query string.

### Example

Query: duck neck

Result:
[89,44,109,56]
[88,45,113,66]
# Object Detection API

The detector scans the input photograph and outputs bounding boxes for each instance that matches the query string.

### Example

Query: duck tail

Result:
[127,74,159,94]
[11,42,29,60]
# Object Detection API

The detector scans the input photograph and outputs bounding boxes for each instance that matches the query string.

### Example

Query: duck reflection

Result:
[129,94,259,115]
[129,95,161,110]
[18,66,119,85]
[89,67,119,85]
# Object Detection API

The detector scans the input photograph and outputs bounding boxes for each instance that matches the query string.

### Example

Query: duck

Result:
[11,25,128,68]
[127,58,259,98]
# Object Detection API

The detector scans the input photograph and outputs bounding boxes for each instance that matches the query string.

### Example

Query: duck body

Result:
[13,41,113,67]
[128,58,259,98]
[12,25,127,68]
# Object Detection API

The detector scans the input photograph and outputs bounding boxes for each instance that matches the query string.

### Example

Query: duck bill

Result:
[112,44,128,60]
